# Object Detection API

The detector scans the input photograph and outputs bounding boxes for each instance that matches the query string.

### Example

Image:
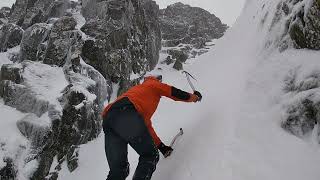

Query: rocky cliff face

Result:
[159,2,228,70]
[81,0,161,95]
[0,9,109,179]
[0,0,162,179]
[9,0,72,29]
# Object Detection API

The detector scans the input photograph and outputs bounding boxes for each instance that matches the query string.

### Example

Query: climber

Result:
[101,74,202,180]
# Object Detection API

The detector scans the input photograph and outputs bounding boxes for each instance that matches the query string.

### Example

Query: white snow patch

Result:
[22,61,68,111]
[0,51,12,68]
[20,159,39,180]
[24,112,52,127]
[107,83,120,104]
[70,85,97,102]
[0,100,32,177]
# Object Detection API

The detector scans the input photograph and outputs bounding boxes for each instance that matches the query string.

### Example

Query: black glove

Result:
[194,91,202,102]
[158,142,173,158]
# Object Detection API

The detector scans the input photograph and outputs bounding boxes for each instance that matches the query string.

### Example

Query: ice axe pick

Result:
[182,71,197,91]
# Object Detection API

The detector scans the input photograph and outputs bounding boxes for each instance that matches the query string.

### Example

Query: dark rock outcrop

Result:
[159,2,227,70]
[173,60,183,70]
[289,0,320,50]
[0,23,24,52]
[160,2,227,48]
[44,16,82,66]
[9,0,72,29]
[19,23,50,61]
[0,64,23,84]
[0,7,11,19]
[0,158,16,180]
[81,0,161,95]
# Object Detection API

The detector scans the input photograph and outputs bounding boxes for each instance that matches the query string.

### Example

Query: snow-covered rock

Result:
[0,23,23,52]
[281,58,320,139]
[16,113,51,147]
[44,16,82,66]
[0,56,108,179]
[9,0,73,29]
[256,0,320,139]
[19,23,50,62]
[0,63,23,84]
[264,0,320,51]
[0,7,10,18]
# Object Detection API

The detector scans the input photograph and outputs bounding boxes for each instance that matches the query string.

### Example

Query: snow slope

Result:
[0,100,38,180]
[57,0,320,179]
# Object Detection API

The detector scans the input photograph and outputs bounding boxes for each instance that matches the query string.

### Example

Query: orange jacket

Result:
[102,77,198,146]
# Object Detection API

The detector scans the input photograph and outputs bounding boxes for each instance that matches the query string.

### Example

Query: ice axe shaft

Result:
[170,128,184,147]
[182,71,197,91]
[163,128,184,158]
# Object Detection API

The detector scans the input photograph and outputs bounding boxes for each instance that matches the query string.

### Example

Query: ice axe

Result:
[170,128,184,147]
[164,128,184,158]
[182,71,197,91]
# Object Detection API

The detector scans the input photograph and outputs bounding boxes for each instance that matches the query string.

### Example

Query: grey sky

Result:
[0,0,15,8]
[1,0,245,25]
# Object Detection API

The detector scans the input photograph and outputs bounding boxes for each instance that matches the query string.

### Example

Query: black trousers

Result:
[103,98,159,180]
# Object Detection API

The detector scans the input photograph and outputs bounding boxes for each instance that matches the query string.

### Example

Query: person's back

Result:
[122,78,164,122]
[102,75,202,180]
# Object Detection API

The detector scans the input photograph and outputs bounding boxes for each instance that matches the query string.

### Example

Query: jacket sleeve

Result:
[153,81,198,102]
[147,123,162,147]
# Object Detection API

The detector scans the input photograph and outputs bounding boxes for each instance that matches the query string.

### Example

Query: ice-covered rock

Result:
[282,66,320,139]
[16,113,51,147]
[0,63,23,84]
[9,0,73,29]
[19,23,50,61]
[37,59,108,179]
[0,7,11,19]
[0,80,50,117]
[265,0,320,50]
[0,57,109,179]
[289,0,320,50]
[0,23,24,52]
[44,16,82,66]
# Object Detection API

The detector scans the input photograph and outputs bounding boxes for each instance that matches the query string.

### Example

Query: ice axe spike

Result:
[170,128,184,147]
[182,71,197,91]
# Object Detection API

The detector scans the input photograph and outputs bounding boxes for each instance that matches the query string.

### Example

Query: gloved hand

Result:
[158,142,173,158]
[194,91,202,102]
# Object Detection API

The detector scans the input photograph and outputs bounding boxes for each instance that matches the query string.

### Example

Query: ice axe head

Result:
[182,71,197,81]
[182,71,197,91]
